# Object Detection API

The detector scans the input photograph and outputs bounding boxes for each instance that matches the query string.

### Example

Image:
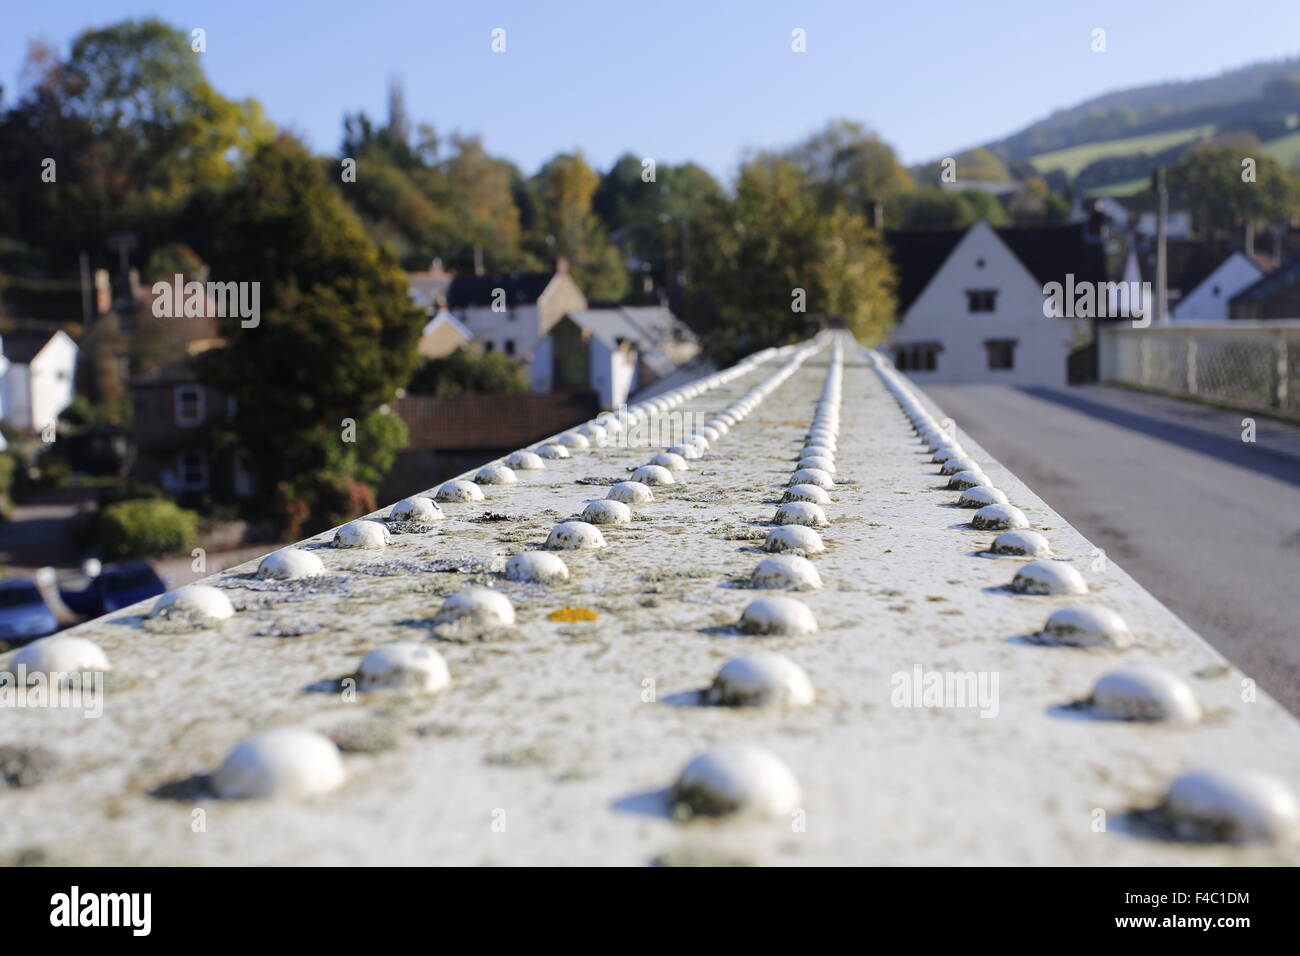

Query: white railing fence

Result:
[1098,321,1300,416]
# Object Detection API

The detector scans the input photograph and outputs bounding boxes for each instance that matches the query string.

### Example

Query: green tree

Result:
[407,347,529,396]
[1169,145,1297,239]
[525,153,628,300]
[195,134,423,534]
[893,187,1006,229]
[783,120,914,216]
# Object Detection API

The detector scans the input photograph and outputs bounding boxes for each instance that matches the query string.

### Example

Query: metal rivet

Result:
[333,519,392,548]
[708,417,732,434]
[12,635,111,675]
[1011,560,1087,596]
[1161,769,1299,843]
[358,643,451,693]
[581,499,632,525]
[1039,604,1129,644]
[707,652,814,707]
[649,452,689,472]
[739,595,818,635]
[667,443,701,460]
[434,587,516,627]
[764,525,826,555]
[970,504,1028,530]
[752,554,822,590]
[557,432,590,449]
[535,443,570,460]
[151,584,236,620]
[257,547,326,580]
[931,445,964,464]
[940,457,980,476]
[957,486,1008,508]
[504,551,570,584]
[671,745,802,819]
[797,455,836,474]
[475,463,517,485]
[698,425,721,443]
[631,464,675,486]
[947,470,990,490]
[504,451,545,470]
[546,521,607,550]
[606,480,654,505]
[435,479,485,502]
[789,467,833,490]
[1091,667,1200,723]
[782,483,831,505]
[212,728,346,799]
[773,501,829,527]
[389,496,446,521]
[576,423,608,444]
[801,444,835,460]
[989,530,1052,556]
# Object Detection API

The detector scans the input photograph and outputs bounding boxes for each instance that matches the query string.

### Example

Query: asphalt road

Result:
[923,383,1300,716]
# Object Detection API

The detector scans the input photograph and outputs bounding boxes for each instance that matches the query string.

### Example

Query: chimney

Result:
[94,269,112,316]
[128,268,141,298]
[473,246,485,277]
[555,255,569,275]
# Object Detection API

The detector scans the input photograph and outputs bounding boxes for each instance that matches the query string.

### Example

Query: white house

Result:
[885,221,1102,386]
[1171,251,1264,322]
[444,266,587,369]
[1,330,78,433]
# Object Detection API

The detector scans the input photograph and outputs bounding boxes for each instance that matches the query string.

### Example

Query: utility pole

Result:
[1154,166,1168,325]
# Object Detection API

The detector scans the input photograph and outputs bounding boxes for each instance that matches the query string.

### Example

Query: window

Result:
[177,450,208,490]
[985,339,1017,371]
[174,385,206,427]
[967,289,998,313]
[484,340,495,353]
[893,343,941,372]
[504,339,516,356]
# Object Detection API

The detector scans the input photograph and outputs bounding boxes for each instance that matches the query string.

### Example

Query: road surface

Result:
[924,382,1300,715]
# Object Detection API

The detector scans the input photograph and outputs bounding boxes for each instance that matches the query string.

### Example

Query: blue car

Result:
[60,561,166,618]
[0,578,60,644]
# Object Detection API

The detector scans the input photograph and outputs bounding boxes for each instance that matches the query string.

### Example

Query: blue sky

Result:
[5,1,1300,181]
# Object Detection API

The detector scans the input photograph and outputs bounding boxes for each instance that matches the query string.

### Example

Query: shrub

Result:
[97,498,199,559]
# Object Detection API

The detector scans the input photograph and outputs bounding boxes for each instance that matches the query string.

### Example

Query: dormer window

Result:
[967,290,998,313]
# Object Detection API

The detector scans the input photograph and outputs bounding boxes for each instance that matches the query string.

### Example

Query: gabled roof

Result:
[446,273,556,309]
[884,222,1106,316]
[1230,257,1300,305]
[421,310,473,340]
[565,307,694,377]
[2,329,66,364]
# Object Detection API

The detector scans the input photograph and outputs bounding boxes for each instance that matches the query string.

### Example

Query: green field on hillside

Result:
[1262,129,1300,168]
[1027,125,1216,179]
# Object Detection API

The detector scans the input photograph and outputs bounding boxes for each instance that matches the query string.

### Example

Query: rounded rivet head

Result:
[990,530,1052,556]
[931,443,964,461]
[151,584,235,621]
[1091,667,1200,723]
[1161,769,1300,843]
[957,486,1008,508]
[797,455,836,473]
[763,525,825,555]
[699,425,721,442]
[535,443,570,460]
[333,518,391,548]
[1040,604,1129,645]
[970,503,1029,530]
[596,413,623,434]
[667,443,701,460]
[947,469,990,490]
[1011,560,1087,596]
[686,434,710,453]
[474,463,517,485]
[708,417,732,434]
[801,444,834,460]
[773,501,829,527]
[435,479,485,502]
[580,499,632,525]
[649,452,689,472]
[630,464,674,486]
[739,595,818,635]
[389,496,445,521]
[557,432,590,449]
[940,456,980,476]
[576,422,608,444]
[257,547,326,580]
[504,551,570,584]
[671,745,802,820]
[606,480,654,505]
[782,483,831,505]
[212,729,346,800]
[752,554,822,590]
[789,467,833,489]
[434,587,516,627]
[708,652,814,708]
[12,635,111,676]
[505,450,545,470]
[358,643,450,693]
[546,520,607,550]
